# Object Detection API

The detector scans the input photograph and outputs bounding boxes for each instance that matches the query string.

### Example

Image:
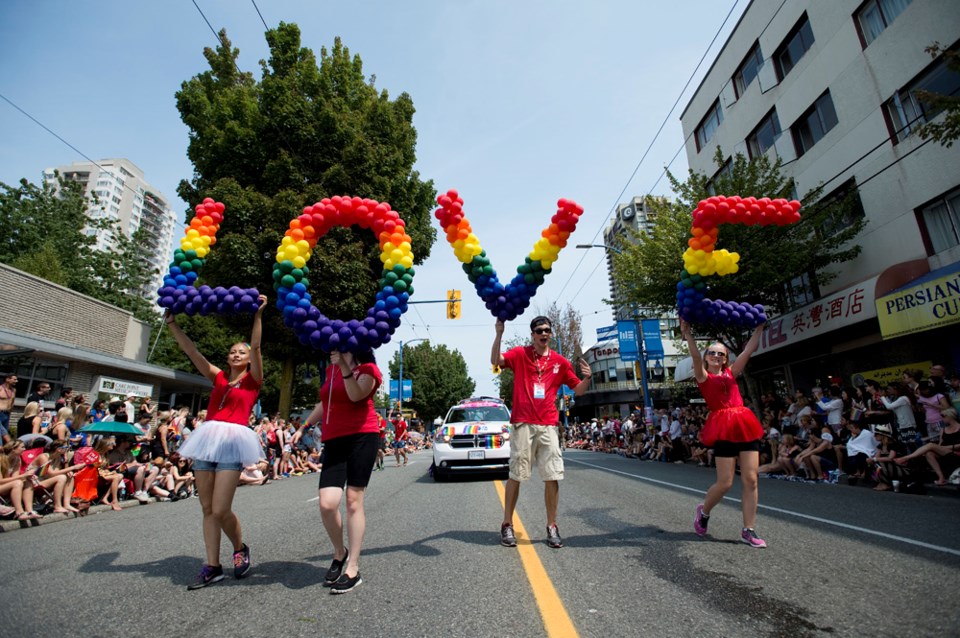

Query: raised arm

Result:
[680,319,706,383]
[331,352,377,402]
[165,312,219,382]
[729,323,766,378]
[491,320,507,367]
[248,295,268,384]
[573,359,593,396]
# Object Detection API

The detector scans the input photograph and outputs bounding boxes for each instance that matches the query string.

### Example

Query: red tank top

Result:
[205,370,261,425]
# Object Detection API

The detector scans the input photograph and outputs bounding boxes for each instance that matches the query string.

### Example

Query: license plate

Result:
[468,450,485,460]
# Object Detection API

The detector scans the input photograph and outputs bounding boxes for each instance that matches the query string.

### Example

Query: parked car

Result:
[432,397,512,481]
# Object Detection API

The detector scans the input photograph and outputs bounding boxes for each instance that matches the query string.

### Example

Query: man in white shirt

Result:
[814,387,843,433]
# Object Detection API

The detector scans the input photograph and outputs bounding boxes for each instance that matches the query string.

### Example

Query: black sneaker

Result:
[500,523,517,547]
[187,564,224,590]
[546,524,564,549]
[233,543,251,579]
[330,571,362,594]
[323,548,348,586]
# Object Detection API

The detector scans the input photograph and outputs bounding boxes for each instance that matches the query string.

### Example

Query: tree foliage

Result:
[0,176,156,322]
[173,24,437,415]
[915,43,960,149]
[611,149,866,347]
[387,342,475,421]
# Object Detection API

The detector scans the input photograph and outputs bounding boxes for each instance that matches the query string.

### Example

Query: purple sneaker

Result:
[693,504,709,537]
[740,528,767,548]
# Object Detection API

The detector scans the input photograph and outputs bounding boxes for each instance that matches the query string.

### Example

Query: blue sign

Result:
[617,321,639,362]
[641,319,664,359]
[389,379,412,401]
[596,324,617,340]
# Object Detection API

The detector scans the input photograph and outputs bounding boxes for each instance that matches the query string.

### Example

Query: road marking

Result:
[494,480,579,638]
[566,458,960,558]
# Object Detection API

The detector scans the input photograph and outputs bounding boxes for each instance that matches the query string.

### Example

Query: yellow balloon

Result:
[400,256,413,269]
[281,236,293,246]
[292,256,306,269]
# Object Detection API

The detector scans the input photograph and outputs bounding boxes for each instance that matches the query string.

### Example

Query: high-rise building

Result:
[678,0,960,390]
[43,158,177,303]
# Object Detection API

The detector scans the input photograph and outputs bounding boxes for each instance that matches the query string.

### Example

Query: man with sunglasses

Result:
[492,316,592,549]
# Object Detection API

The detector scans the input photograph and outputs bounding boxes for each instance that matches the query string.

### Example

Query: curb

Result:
[0,496,162,533]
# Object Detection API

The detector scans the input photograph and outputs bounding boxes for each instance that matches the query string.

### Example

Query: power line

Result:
[250,0,269,30]
[191,0,245,77]
[553,0,746,303]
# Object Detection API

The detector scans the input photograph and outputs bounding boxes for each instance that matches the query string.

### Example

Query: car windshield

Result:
[446,406,510,423]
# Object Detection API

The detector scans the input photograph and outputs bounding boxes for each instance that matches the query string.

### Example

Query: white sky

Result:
[0,0,748,399]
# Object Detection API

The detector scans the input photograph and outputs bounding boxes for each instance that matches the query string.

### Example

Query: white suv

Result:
[432,397,512,481]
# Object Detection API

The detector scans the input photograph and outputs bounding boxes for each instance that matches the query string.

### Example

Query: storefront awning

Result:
[875,260,960,339]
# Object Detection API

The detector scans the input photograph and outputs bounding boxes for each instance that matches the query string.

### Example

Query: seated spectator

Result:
[41,440,85,513]
[239,459,270,486]
[93,437,123,511]
[764,433,800,476]
[304,448,323,472]
[170,453,195,498]
[759,415,781,465]
[106,436,155,504]
[0,440,38,520]
[18,402,43,436]
[49,407,72,442]
[871,424,915,491]
[813,386,844,435]
[916,381,951,443]
[145,456,175,500]
[894,407,960,485]
[20,439,71,514]
[838,419,877,480]
[794,426,835,480]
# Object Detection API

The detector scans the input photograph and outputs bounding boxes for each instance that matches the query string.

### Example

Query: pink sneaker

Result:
[693,504,709,537]
[740,527,767,548]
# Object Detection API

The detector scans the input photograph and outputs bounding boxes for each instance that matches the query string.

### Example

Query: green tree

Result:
[0,176,157,323]
[387,342,475,422]
[915,43,960,148]
[611,149,866,348]
[174,24,437,417]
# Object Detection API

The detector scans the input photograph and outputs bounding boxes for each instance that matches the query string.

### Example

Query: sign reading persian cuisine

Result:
[875,262,960,339]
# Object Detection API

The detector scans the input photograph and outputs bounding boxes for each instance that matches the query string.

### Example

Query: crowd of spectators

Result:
[0,385,331,524]
[566,363,960,495]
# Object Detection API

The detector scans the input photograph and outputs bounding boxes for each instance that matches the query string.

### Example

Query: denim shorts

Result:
[192,459,243,472]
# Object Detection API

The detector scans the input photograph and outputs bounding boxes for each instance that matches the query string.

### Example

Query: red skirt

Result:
[700,407,763,447]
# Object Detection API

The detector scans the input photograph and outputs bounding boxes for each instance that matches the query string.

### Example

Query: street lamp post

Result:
[576,243,653,413]
[397,338,426,416]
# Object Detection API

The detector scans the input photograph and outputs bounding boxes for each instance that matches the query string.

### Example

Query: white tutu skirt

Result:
[178,420,264,466]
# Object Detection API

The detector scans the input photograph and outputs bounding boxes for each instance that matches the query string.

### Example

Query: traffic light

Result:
[446,289,461,319]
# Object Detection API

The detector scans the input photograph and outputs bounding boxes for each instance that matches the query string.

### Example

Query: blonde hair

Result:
[55,407,73,423]
[150,410,173,437]
[22,402,40,419]
[941,407,958,421]
[0,441,24,478]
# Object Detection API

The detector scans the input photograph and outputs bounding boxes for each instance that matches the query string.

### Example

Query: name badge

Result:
[533,383,546,399]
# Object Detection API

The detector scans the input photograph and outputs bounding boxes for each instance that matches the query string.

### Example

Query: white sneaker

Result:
[134,491,149,503]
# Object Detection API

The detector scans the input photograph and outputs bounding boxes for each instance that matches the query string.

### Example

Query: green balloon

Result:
[185,249,197,260]
[393,280,407,293]
[191,259,203,270]
[392,264,405,275]
[272,269,283,281]
[281,274,296,288]
[525,273,535,284]
[300,277,310,288]
[385,271,399,283]
[291,268,303,279]
[179,261,193,272]
[301,265,310,276]
[483,265,494,276]
[280,261,294,273]
[407,285,414,295]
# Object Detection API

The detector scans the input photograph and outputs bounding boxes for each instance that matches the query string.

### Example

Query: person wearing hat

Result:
[869,423,914,491]
[492,315,592,549]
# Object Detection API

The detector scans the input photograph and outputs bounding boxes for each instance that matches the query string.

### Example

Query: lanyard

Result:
[532,350,550,383]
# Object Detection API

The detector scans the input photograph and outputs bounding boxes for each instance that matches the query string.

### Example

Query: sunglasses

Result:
[705,350,727,358]
[533,328,552,335]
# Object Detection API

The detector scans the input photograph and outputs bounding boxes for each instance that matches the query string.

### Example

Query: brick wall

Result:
[0,263,150,359]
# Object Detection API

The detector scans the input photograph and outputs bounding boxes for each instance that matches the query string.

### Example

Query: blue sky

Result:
[0,0,747,400]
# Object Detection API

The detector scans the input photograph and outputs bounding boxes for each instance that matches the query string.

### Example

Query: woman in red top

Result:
[166,294,267,590]
[681,319,767,548]
[294,348,382,595]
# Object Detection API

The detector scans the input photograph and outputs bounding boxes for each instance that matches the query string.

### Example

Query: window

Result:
[705,157,733,196]
[791,91,839,156]
[856,0,912,47]
[4,356,68,402]
[919,187,960,254]
[775,13,815,80]
[747,109,781,159]
[884,54,960,142]
[814,178,865,236]
[734,42,764,97]
[607,361,619,383]
[782,273,818,310]
[695,99,724,152]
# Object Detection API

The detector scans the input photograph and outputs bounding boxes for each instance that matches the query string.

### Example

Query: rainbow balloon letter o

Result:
[273,196,415,352]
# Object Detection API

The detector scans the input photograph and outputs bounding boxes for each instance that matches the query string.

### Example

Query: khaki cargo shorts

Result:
[509,423,564,482]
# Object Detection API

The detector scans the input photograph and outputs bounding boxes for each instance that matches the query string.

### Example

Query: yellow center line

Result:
[494,480,579,638]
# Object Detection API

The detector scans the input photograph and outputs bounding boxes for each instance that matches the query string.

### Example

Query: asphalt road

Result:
[1,449,958,638]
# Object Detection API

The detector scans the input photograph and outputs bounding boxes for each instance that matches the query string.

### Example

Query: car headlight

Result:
[501,431,510,441]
